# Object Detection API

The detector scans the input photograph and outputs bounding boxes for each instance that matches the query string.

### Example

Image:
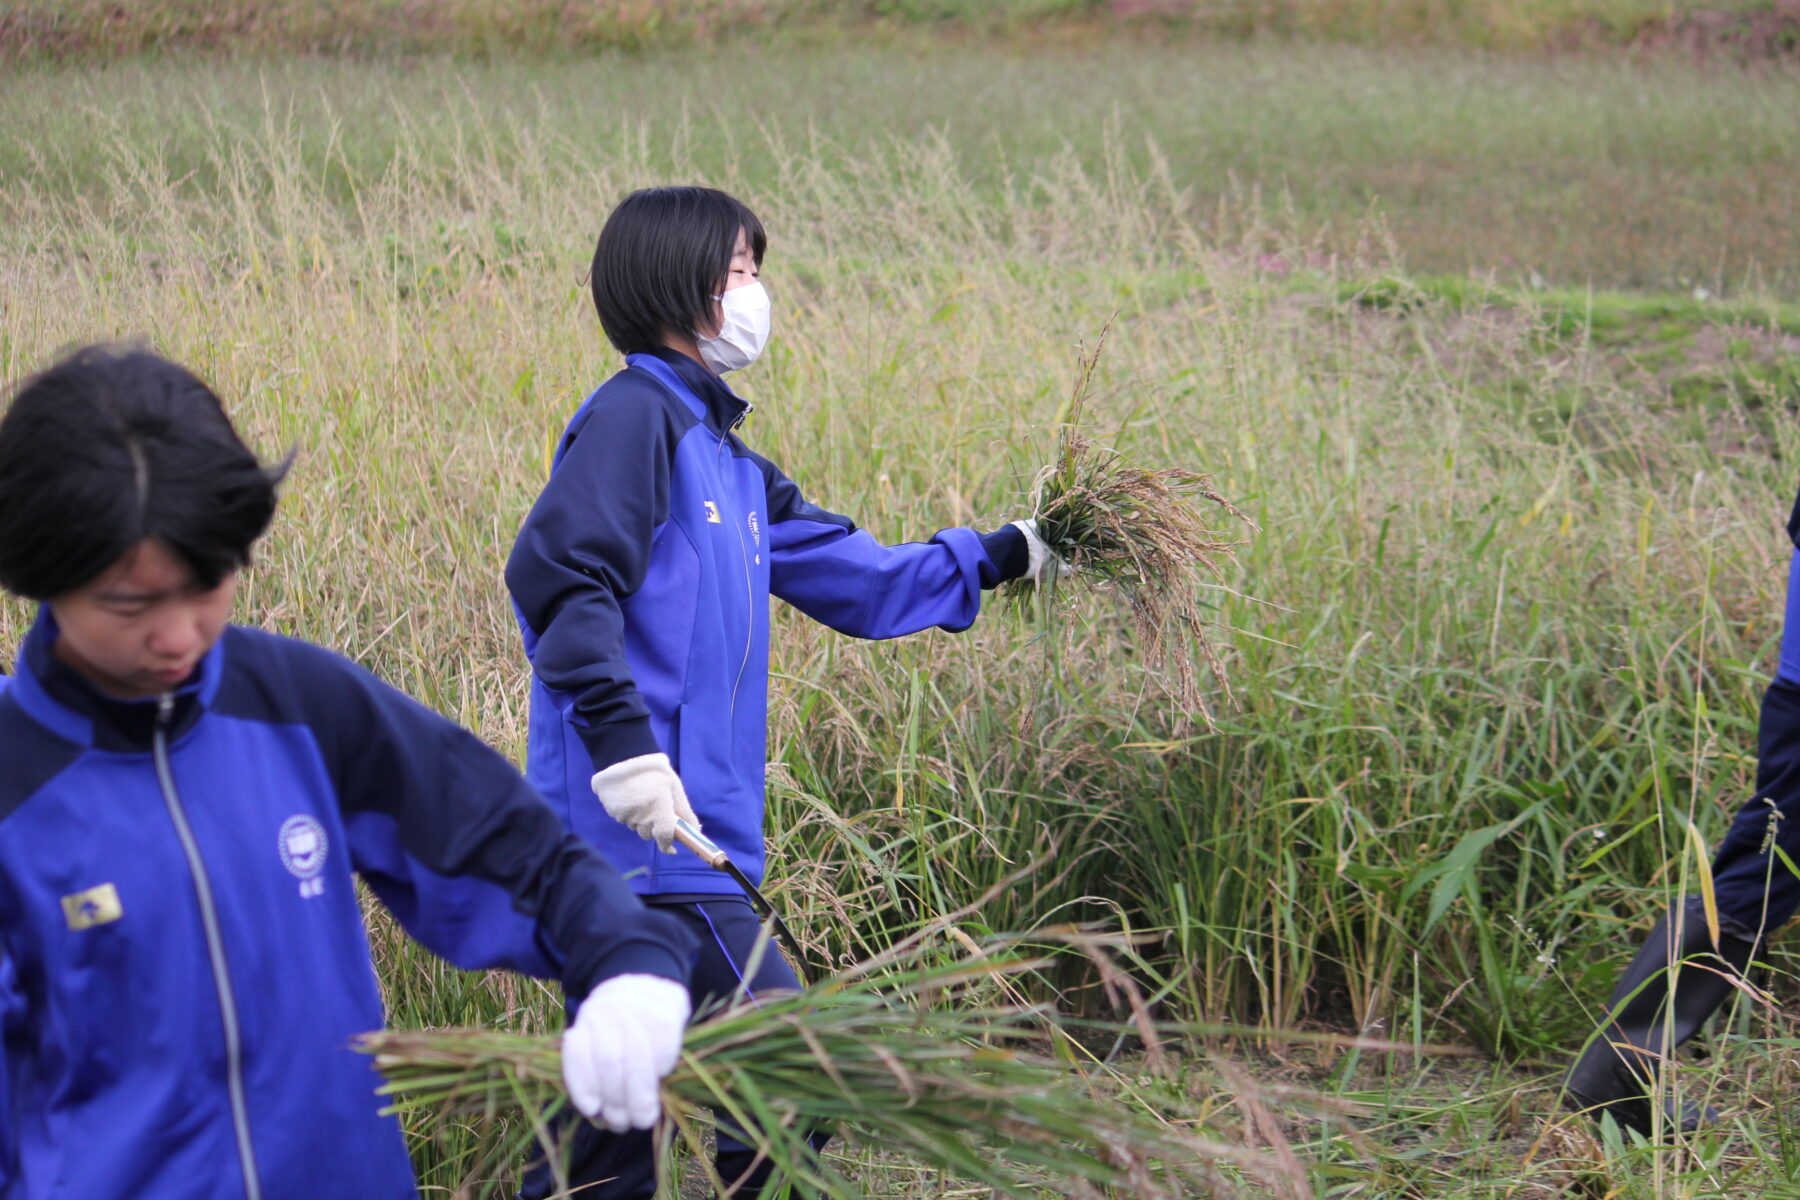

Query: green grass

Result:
[5,37,1800,1197]
[363,932,1316,1200]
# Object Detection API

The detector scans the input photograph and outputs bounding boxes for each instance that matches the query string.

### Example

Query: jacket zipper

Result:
[720,406,756,723]
[154,694,263,1200]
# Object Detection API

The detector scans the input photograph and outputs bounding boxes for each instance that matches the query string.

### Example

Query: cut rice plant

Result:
[359,932,1305,1199]
[1013,321,1257,727]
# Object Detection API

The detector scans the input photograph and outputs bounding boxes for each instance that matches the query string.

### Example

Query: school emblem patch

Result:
[62,883,123,931]
[279,814,329,898]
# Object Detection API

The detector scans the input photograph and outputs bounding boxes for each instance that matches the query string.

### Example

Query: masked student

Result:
[1566,488,1800,1134]
[505,185,1062,1197]
[0,346,700,1198]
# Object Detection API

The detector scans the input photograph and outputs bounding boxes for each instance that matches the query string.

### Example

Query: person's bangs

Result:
[0,346,284,601]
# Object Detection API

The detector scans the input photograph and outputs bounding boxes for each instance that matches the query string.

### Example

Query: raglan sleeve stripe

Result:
[505,383,673,771]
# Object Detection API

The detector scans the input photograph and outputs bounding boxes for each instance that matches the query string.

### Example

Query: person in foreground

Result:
[506,186,1059,1197]
[0,346,696,1198]
[1565,487,1800,1136]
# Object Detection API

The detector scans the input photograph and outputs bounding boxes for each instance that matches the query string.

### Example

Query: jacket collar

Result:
[636,347,752,435]
[10,606,222,753]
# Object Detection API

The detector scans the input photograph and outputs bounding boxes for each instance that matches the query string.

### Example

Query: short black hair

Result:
[0,345,290,600]
[591,186,767,355]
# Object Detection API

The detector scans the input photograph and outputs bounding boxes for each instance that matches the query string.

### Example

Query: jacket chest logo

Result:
[62,883,123,931]
[279,814,329,898]
[702,501,762,563]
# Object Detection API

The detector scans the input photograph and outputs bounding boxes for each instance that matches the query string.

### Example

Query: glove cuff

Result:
[592,752,672,792]
[581,971,693,1012]
[1009,518,1053,580]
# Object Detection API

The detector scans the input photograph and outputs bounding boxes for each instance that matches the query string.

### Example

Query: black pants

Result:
[1710,681,1800,937]
[520,896,822,1199]
[1710,549,1800,935]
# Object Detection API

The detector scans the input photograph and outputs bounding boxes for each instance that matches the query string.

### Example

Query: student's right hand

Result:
[591,753,700,853]
[563,973,692,1131]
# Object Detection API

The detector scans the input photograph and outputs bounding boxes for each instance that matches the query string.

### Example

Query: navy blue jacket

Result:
[507,349,1026,893]
[0,612,693,1198]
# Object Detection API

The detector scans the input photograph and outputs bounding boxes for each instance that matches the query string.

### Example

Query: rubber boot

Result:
[1564,897,1759,1136]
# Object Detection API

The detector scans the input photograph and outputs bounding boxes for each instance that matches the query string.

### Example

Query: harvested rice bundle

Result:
[359,936,1278,1199]
[1017,322,1254,727]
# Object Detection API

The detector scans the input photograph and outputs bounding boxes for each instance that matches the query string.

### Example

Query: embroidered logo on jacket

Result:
[704,500,722,524]
[279,814,329,898]
[62,883,123,931]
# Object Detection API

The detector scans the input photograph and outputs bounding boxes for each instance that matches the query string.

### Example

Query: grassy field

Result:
[6,44,1799,295]
[5,0,1794,60]
[5,32,1800,1198]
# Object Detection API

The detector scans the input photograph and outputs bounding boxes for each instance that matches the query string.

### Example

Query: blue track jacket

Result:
[507,349,1027,894]
[0,612,694,1199]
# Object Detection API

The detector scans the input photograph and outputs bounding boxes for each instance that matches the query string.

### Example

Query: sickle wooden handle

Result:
[673,820,730,870]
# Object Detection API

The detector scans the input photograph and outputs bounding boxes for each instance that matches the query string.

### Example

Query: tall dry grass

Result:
[4,47,1800,1195]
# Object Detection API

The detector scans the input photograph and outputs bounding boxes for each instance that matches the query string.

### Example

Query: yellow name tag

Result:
[62,883,123,931]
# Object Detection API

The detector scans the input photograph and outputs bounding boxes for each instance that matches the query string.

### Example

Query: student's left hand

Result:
[563,973,692,1131]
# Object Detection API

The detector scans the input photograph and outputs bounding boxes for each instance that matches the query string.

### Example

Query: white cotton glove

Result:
[591,752,699,853]
[563,973,691,1132]
[1009,518,1073,586]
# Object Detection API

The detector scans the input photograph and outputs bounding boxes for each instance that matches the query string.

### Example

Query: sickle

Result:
[672,819,812,987]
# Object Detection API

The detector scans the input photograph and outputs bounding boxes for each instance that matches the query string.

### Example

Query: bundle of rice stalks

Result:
[359,934,1298,1199]
[1015,321,1256,727]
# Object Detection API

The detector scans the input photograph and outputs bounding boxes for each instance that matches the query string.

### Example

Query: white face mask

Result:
[698,280,771,374]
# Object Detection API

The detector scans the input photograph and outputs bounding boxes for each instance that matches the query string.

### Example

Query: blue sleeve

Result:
[755,451,1028,638]
[505,376,677,773]
[278,638,694,996]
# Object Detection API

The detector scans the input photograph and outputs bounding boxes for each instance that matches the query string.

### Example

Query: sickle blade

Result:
[675,819,812,985]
